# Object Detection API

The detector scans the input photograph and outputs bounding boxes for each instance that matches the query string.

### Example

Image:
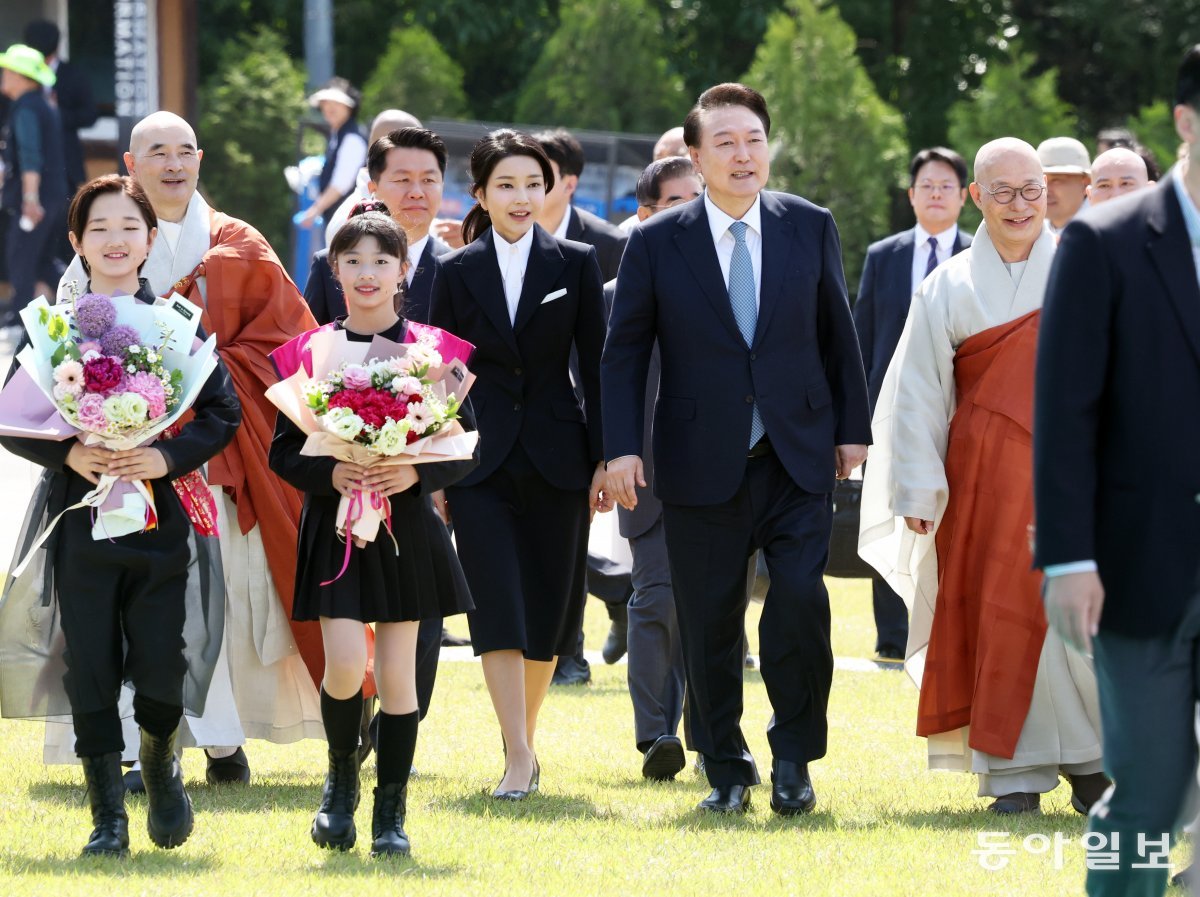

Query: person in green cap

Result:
[0,43,67,329]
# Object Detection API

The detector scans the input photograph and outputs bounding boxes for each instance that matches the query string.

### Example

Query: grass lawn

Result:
[0,579,1188,895]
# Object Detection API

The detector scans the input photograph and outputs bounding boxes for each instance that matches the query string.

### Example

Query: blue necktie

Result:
[728,221,764,448]
[923,235,940,280]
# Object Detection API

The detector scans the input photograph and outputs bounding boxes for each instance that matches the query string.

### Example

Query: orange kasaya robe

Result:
[916,309,1043,759]
[173,212,376,697]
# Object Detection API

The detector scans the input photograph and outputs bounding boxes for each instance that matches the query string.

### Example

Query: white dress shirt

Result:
[406,234,430,289]
[911,223,959,295]
[704,191,762,308]
[493,226,535,324]
[552,205,573,241]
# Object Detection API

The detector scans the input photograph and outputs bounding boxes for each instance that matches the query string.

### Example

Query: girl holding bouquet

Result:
[268,208,476,857]
[0,175,240,855]
[428,131,610,801]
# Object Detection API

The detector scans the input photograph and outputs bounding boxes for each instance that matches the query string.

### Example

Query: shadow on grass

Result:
[304,854,461,878]
[5,852,219,875]
[437,790,602,820]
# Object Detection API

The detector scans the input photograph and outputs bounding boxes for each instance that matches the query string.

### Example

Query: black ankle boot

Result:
[138,728,194,849]
[311,747,361,850]
[80,753,129,857]
[370,783,410,857]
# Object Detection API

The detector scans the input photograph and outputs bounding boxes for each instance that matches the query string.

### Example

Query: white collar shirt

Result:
[493,226,535,324]
[704,191,763,309]
[406,234,430,289]
[911,223,959,294]
[552,205,573,241]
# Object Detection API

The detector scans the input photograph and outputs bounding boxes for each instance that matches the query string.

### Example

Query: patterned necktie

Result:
[728,221,765,448]
[923,235,940,280]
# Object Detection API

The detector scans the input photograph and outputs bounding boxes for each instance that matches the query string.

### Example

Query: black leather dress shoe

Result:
[697,784,751,813]
[770,760,816,815]
[602,605,629,664]
[440,628,471,648]
[641,735,686,781]
[551,653,591,686]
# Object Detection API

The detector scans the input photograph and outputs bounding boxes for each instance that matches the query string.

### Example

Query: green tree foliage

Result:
[652,0,786,101]
[330,1,559,122]
[513,0,687,132]
[1127,101,1184,176]
[198,26,306,254]
[360,26,470,121]
[744,0,908,287]
[946,46,1077,234]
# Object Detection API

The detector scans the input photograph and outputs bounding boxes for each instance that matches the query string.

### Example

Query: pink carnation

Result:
[76,393,108,431]
[127,371,167,418]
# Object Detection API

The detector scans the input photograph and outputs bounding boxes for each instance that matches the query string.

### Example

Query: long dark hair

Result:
[461,129,556,244]
[328,205,410,313]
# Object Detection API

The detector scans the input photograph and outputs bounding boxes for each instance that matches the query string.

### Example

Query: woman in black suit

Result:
[429,130,609,799]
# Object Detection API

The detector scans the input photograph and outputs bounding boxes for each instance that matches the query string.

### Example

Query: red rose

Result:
[83,356,125,393]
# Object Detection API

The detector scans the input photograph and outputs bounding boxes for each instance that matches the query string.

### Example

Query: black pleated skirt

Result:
[292,488,473,623]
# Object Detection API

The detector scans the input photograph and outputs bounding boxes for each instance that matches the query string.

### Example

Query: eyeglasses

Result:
[914,182,960,195]
[978,183,1046,204]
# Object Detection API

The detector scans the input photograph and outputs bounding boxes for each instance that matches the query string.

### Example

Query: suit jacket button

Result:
[1195,493,1200,504]
[514,367,523,376]
[750,353,757,361]
[514,402,522,411]
[745,395,754,404]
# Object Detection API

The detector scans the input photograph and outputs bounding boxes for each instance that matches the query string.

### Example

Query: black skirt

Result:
[291,487,474,624]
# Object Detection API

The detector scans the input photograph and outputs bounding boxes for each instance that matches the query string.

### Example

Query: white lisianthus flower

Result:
[373,418,411,455]
[323,407,365,440]
[103,392,149,428]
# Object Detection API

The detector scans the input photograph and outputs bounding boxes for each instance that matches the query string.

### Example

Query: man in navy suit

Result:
[604,83,871,813]
[303,126,459,727]
[1035,46,1200,897]
[853,146,971,663]
[304,127,451,326]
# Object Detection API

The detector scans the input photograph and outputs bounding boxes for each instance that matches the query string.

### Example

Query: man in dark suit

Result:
[853,146,970,663]
[534,128,631,685]
[613,156,702,780]
[604,83,871,813]
[303,127,459,728]
[1034,46,1200,897]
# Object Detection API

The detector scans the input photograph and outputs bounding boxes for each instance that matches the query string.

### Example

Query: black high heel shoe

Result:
[492,758,538,802]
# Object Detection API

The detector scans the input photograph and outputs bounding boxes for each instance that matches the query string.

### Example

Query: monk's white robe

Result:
[46,194,321,763]
[858,222,1102,795]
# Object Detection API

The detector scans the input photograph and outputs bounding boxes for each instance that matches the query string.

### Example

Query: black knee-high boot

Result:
[80,753,129,857]
[138,727,193,849]
[313,688,363,850]
[371,710,418,857]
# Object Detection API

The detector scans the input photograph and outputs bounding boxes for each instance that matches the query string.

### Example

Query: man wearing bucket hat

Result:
[1037,136,1092,233]
[0,44,67,329]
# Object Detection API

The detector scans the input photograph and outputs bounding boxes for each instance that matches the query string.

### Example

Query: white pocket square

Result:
[541,288,568,304]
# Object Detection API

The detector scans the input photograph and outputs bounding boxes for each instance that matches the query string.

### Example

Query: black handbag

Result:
[825,478,875,579]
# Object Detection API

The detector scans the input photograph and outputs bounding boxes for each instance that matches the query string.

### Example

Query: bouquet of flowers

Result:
[268,325,477,581]
[0,290,219,554]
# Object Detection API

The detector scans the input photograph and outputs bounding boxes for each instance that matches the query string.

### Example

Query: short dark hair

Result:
[682,83,771,148]
[367,127,448,182]
[909,147,968,189]
[461,129,556,244]
[1096,127,1136,151]
[23,20,60,57]
[1176,44,1200,109]
[636,157,697,207]
[68,175,157,274]
[533,128,585,178]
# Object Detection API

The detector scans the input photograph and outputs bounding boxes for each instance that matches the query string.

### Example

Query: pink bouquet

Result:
[268,325,477,581]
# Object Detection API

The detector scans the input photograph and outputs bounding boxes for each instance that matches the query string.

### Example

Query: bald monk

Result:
[55,111,334,782]
[859,138,1108,814]
[1087,147,1156,206]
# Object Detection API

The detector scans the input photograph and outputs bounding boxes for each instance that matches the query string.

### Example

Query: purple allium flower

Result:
[100,325,141,358]
[74,294,117,339]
